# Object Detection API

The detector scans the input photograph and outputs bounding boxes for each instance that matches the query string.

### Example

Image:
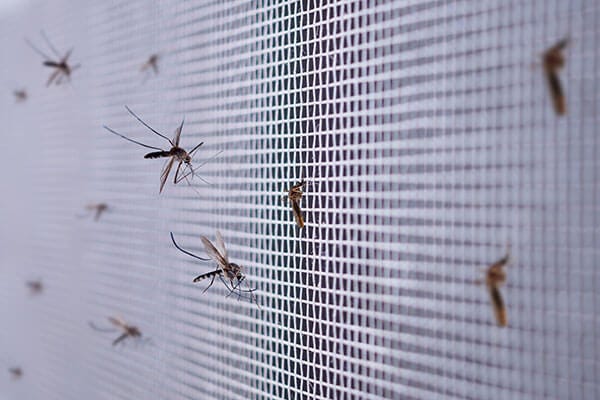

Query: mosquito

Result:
[141,54,159,76]
[9,367,22,380]
[542,38,568,115]
[25,31,80,86]
[283,180,308,228]
[170,231,259,306]
[82,203,109,221]
[103,106,213,193]
[13,89,27,103]
[89,317,142,346]
[481,249,510,327]
[26,280,43,295]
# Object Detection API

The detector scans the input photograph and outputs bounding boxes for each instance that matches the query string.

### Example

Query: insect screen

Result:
[0,1,598,399]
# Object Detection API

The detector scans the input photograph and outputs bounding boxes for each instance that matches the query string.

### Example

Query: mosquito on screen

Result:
[89,317,142,346]
[542,38,568,115]
[26,280,43,295]
[25,31,80,86]
[170,231,259,306]
[9,367,22,380]
[13,89,27,103]
[81,203,109,221]
[141,54,159,76]
[481,249,510,327]
[103,106,213,193]
[283,180,308,228]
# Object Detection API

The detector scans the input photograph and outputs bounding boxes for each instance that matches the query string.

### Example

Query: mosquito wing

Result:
[159,157,176,193]
[487,284,507,327]
[46,69,61,86]
[108,316,127,329]
[546,70,566,115]
[173,119,184,146]
[215,230,228,262]
[200,235,228,268]
[291,199,305,228]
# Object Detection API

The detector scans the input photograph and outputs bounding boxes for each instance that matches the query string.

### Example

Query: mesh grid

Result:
[0,1,599,399]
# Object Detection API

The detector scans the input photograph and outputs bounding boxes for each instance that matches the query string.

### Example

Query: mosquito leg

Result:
[173,161,183,184]
[202,274,217,294]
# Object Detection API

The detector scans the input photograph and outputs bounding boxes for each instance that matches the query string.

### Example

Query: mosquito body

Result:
[284,180,307,228]
[26,31,80,86]
[13,89,27,103]
[103,106,206,193]
[542,38,568,115]
[141,54,159,75]
[170,231,258,306]
[26,280,43,295]
[9,367,22,380]
[83,203,108,221]
[484,250,510,327]
[90,317,142,346]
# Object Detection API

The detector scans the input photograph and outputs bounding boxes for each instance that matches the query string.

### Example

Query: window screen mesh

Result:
[1,1,599,399]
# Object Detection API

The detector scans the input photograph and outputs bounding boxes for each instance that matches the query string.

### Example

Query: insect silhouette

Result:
[482,249,511,327]
[141,54,159,76]
[25,31,80,86]
[13,89,27,103]
[26,280,43,295]
[542,38,568,115]
[283,180,308,228]
[103,106,207,193]
[170,231,259,306]
[81,203,108,221]
[89,317,142,346]
[9,367,22,380]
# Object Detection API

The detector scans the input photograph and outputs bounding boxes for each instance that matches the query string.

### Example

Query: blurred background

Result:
[1,1,599,399]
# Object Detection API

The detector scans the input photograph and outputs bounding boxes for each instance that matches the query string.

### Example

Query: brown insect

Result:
[170,231,259,306]
[89,317,142,346]
[13,89,27,103]
[25,31,80,86]
[26,280,43,295]
[284,180,307,228]
[83,203,109,221]
[483,249,510,327]
[9,367,22,380]
[542,38,568,115]
[141,54,159,76]
[103,106,207,193]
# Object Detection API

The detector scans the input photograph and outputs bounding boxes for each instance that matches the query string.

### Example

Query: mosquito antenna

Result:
[124,106,174,146]
[103,125,163,151]
[170,232,210,261]
[40,30,61,59]
[25,37,53,60]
